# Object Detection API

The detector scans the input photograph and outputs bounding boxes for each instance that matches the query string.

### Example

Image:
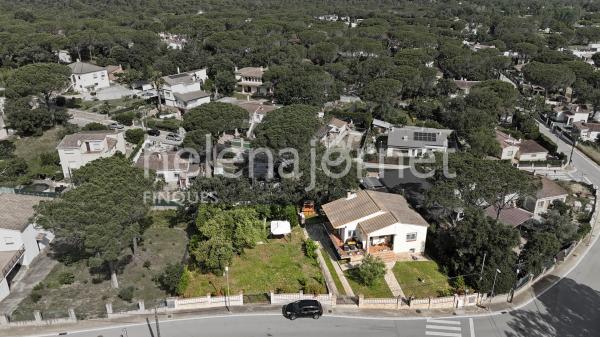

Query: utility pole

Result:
[569,135,578,165]
[225,266,231,311]
[154,307,161,337]
[489,269,501,307]
[479,252,487,281]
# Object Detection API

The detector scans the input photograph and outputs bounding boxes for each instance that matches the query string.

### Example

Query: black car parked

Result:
[282,300,323,320]
[147,129,160,136]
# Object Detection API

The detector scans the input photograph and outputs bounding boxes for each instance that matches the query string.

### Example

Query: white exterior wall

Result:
[501,145,520,160]
[567,112,589,125]
[337,210,387,241]
[578,129,600,142]
[70,70,110,93]
[58,133,126,178]
[386,145,446,158]
[0,224,40,267]
[0,278,9,301]
[518,151,547,162]
[367,223,427,254]
[174,95,211,110]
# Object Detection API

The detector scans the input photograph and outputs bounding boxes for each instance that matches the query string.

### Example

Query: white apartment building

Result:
[162,69,210,110]
[67,61,110,93]
[57,131,126,179]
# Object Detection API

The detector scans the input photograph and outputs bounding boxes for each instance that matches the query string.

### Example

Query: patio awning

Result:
[270,220,291,236]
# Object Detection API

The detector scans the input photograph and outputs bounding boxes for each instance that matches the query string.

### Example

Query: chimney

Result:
[346,192,357,200]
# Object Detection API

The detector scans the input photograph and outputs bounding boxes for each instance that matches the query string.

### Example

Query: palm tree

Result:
[149,70,166,113]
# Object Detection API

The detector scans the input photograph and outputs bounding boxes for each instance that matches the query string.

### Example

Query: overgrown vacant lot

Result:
[12,211,187,320]
[393,261,452,299]
[183,227,325,298]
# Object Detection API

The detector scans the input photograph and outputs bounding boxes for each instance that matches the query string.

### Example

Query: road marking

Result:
[425,332,461,337]
[469,318,475,337]
[426,325,462,331]
[427,319,461,325]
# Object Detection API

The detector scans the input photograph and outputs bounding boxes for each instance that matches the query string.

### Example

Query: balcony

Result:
[0,247,25,280]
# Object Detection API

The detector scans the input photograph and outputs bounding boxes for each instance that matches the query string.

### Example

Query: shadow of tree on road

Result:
[505,276,600,337]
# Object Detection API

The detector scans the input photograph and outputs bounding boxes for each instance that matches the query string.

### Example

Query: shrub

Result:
[30,291,42,303]
[452,275,466,294]
[0,140,16,159]
[356,255,385,286]
[304,239,319,260]
[154,263,185,296]
[125,128,145,144]
[114,111,136,126]
[82,122,109,131]
[143,260,151,269]
[146,118,181,132]
[118,286,135,302]
[57,271,75,285]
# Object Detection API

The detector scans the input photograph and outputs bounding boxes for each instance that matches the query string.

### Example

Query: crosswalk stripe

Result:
[426,325,462,331]
[425,331,462,337]
[426,319,462,325]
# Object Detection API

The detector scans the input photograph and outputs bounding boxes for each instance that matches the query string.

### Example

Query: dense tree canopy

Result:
[35,156,156,287]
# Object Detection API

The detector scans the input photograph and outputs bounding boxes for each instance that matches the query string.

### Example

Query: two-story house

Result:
[0,193,54,301]
[235,67,272,96]
[57,131,126,179]
[135,151,201,190]
[523,178,569,219]
[316,117,350,148]
[386,126,453,157]
[496,130,521,160]
[322,190,429,263]
[572,122,600,142]
[162,69,210,111]
[67,61,110,93]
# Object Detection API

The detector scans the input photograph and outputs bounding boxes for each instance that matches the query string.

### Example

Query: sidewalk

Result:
[383,263,404,298]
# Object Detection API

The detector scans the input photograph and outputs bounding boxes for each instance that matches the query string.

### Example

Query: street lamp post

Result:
[489,268,502,307]
[224,266,230,311]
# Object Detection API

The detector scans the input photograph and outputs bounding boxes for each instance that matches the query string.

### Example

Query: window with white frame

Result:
[406,232,417,242]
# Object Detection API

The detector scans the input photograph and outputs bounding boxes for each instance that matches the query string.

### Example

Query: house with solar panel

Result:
[161,69,211,111]
[385,126,454,157]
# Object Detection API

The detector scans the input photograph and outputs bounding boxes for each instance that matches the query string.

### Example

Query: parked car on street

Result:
[147,129,161,136]
[282,300,323,320]
[166,133,182,141]
[109,122,124,130]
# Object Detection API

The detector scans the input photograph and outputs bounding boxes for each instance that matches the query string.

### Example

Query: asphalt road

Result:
[536,121,600,187]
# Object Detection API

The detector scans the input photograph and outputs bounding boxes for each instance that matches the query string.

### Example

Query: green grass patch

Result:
[12,210,187,320]
[13,127,63,163]
[344,269,392,298]
[392,261,452,298]
[577,144,600,166]
[183,227,325,297]
[320,248,345,296]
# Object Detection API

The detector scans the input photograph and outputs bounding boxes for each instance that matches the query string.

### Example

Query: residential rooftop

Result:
[236,67,265,78]
[485,206,532,228]
[0,193,50,231]
[173,90,211,102]
[68,61,105,75]
[321,190,429,229]
[537,178,568,199]
[57,131,122,150]
[518,139,548,154]
[387,126,453,149]
[495,130,520,149]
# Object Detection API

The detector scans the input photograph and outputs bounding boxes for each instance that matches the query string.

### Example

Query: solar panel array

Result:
[413,132,437,142]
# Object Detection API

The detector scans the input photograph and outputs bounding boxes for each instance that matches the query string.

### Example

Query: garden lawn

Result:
[392,261,452,298]
[11,210,187,320]
[183,227,325,297]
[344,269,392,298]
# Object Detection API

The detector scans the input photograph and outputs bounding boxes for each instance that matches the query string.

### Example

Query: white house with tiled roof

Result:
[235,67,271,95]
[0,194,54,301]
[161,69,210,110]
[523,178,569,219]
[321,190,429,261]
[67,61,110,93]
[57,130,126,179]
